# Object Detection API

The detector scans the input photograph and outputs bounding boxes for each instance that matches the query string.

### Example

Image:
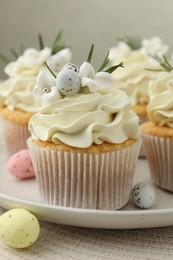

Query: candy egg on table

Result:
[132,182,156,209]
[56,64,80,96]
[0,208,40,248]
[6,149,35,179]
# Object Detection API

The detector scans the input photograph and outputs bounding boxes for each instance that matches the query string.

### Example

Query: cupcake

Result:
[141,56,173,191]
[109,36,168,123]
[0,32,72,155]
[27,46,141,210]
[109,36,168,157]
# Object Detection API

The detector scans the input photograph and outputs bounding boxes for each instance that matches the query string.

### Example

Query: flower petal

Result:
[36,71,56,88]
[79,62,95,78]
[42,87,62,104]
[95,72,113,90]
[81,77,99,92]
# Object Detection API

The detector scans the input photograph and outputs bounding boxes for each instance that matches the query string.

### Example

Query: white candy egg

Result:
[56,67,80,96]
[63,63,79,73]
[132,182,156,209]
[0,209,40,248]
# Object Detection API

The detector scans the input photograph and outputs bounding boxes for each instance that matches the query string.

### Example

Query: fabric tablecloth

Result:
[0,207,173,260]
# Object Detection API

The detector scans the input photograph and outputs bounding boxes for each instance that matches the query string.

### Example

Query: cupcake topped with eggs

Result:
[0,31,72,155]
[28,45,141,210]
[109,36,169,123]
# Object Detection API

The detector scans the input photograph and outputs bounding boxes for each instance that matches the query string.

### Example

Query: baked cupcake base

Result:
[141,122,173,192]
[0,107,33,156]
[27,138,141,210]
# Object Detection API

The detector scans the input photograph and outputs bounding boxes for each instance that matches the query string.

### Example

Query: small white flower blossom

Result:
[141,36,169,66]
[79,62,113,92]
[47,48,72,73]
[5,47,52,77]
[33,71,61,105]
[108,42,131,63]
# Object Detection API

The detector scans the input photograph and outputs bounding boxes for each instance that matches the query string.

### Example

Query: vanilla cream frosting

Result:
[109,37,168,106]
[29,88,139,148]
[0,76,40,112]
[149,72,173,100]
[147,86,173,127]
[111,51,164,106]
[0,47,72,112]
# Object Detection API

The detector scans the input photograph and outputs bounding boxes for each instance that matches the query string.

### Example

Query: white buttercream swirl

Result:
[0,76,40,112]
[147,86,173,127]
[0,47,72,112]
[109,36,169,105]
[29,88,139,148]
[149,71,173,100]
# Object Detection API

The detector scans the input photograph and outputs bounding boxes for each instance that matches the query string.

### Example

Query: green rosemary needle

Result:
[44,62,56,78]
[97,51,109,72]
[51,31,66,54]
[145,54,173,72]
[0,54,12,64]
[87,44,94,63]
[38,33,44,50]
[104,62,124,73]
[118,35,142,50]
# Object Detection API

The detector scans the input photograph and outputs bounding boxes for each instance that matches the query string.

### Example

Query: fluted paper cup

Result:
[27,138,141,210]
[139,115,149,158]
[141,132,173,192]
[1,117,30,156]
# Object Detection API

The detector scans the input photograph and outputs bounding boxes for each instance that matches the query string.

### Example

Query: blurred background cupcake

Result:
[0,32,72,156]
[27,48,141,210]
[108,36,169,157]
[141,55,173,191]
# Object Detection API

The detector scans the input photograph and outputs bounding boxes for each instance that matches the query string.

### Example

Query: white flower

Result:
[141,36,169,66]
[5,47,52,77]
[33,71,61,105]
[79,62,113,92]
[108,42,131,63]
[47,48,72,72]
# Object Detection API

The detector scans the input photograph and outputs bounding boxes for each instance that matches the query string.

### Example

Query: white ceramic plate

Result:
[1,142,173,229]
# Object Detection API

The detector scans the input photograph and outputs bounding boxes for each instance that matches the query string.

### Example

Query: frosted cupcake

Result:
[0,32,72,155]
[109,36,168,124]
[27,46,141,210]
[141,55,173,191]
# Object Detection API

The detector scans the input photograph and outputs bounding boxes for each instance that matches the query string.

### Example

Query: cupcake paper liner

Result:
[27,138,141,210]
[139,115,149,158]
[1,117,30,156]
[141,133,173,192]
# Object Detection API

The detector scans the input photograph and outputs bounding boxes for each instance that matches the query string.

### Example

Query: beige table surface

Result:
[0,205,173,260]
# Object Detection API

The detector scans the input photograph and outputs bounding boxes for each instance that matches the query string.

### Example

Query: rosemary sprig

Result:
[44,62,56,78]
[0,45,24,64]
[38,33,44,50]
[0,54,11,64]
[104,62,124,73]
[86,44,124,73]
[145,54,173,72]
[97,51,109,72]
[51,31,66,54]
[10,48,19,59]
[118,35,142,50]
[87,44,94,63]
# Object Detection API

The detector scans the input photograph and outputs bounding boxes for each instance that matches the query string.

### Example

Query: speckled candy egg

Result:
[0,209,40,248]
[132,182,156,209]
[56,66,80,96]
[6,149,35,179]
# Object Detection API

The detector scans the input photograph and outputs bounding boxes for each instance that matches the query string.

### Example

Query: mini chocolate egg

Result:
[56,67,80,96]
[6,149,35,179]
[132,182,156,209]
[0,209,40,248]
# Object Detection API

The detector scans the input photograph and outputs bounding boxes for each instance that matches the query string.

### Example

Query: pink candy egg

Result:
[7,149,35,179]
